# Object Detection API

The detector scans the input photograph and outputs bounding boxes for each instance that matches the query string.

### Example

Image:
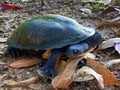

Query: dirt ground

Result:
[0,0,120,90]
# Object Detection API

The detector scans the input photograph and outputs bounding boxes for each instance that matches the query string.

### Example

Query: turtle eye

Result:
[72,49,78,54]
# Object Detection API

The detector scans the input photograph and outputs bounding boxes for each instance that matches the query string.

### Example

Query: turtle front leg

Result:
[37,50,61,77]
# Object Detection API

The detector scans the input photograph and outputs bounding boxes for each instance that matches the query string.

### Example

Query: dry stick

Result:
[4,76,39,87]
[0,62,9,67]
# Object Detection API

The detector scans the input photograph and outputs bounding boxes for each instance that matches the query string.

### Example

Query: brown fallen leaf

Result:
[52,57,83,89]
[98,38,120,50]
[117,30,120,37]
[52,74,73,90]
[9,58,41,69]
[76,66,104,89]
[97,21,120,28]
[99,6,120,16]
[0,17,4,22]
[86,57,119,85]
[4,76,39,87]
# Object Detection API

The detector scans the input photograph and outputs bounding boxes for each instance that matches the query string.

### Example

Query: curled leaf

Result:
[76,66,104,89]
[52,58,83,89]
[104,59,120,67]
[74,75,94,82]
[115,43,120,54]
[9,58,41,69]
[86,57,119,85]
[84,53,96,59]
[52,57,119,89]
[98,38,120,50]
[99,6,120,16]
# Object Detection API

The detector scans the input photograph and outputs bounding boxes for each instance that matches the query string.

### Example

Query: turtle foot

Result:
[37,66,58,77]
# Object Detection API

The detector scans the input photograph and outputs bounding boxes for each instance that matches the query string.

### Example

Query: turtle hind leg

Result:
[4,47,23,57]
[5,48,43,58]
[21,49,44,58]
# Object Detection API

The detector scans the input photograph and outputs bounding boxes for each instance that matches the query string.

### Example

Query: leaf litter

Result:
[52,57,105,90]
[0,0,120,90]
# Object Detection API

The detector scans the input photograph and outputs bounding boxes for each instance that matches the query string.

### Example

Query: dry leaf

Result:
[111,16,120,22]
[98,38,120,50]
[84,53,96,59]
[21,0,30,2]
[9,58,41,69]
[4,76,39,87]
[0,38,7,43]
[0,4,23,10]
[0,17,4,22]
[104,59,120,67]
[115,43,120,54]
[99,6,120,16]
[52,75,73,89]
[0,44,7,55]
[76,66,104,89]
[52,57,83,89]
[80,8,92,15]
[97,21,120,28]
[86,57,119,85]
[52,56,119,89]
[56,60,67,73]
[74,74,94,82]
[56,52,96,73]
[117,30,120,37]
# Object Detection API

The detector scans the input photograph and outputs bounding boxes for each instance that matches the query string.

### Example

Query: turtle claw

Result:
[37,66,58,77]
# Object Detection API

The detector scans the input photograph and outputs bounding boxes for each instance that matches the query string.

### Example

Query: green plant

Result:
[87,2,108,9]
[65,7,72,14]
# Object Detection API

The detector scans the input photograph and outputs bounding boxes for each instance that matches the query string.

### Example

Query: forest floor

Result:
[0,0,120,90]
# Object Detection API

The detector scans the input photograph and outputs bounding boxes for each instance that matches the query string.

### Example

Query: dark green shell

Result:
[7,14,95,50]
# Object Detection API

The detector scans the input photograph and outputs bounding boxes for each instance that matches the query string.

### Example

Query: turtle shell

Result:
[7,14,95,50]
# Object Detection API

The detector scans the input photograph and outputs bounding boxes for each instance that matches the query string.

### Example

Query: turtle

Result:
[6,14,103,76]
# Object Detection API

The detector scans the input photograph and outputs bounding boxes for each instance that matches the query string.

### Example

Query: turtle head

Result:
[66,42,89,56]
